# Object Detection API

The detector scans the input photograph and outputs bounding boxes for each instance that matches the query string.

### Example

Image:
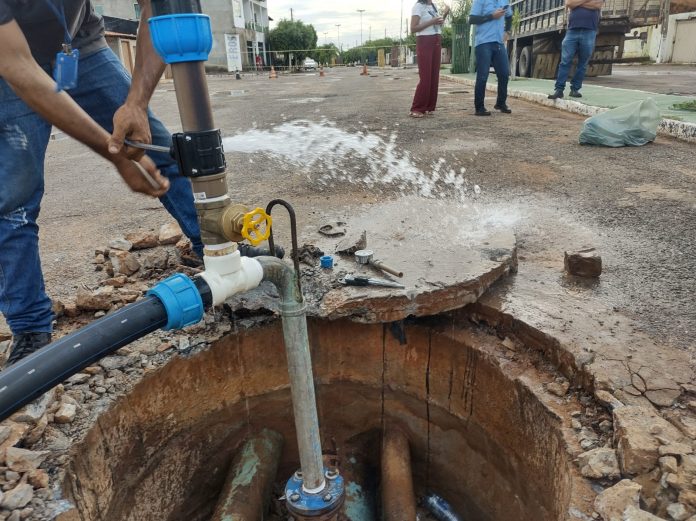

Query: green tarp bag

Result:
[579,98,660,147]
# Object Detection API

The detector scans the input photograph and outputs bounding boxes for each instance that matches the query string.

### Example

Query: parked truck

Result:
[510,0,665,77]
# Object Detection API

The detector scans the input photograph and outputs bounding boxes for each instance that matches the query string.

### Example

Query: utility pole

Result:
[323,31,328,45]
[290,8,293,21]
[357,9,365,48]
[335,24,341,51]
[399,0,404,66]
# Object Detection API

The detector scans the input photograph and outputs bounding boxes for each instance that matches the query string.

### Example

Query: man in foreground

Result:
[0,0,202,365]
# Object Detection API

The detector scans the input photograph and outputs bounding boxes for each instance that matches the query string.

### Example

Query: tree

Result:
[311,44,339,66]
[441,26,453,49]
[269,19,318,68]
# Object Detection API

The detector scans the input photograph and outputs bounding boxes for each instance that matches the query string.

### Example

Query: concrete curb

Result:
[442,74,696,144]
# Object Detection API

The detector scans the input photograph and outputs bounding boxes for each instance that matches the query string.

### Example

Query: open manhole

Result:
[62,313,588,521]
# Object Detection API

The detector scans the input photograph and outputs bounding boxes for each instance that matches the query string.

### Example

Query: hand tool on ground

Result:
[354,249,404,278]
[341,275,405,289]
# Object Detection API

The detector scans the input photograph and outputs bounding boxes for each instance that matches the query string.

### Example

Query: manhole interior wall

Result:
[63,317,574,521]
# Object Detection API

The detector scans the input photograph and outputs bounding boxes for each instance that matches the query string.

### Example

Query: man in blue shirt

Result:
[469,0,513,116]
[548,0,603,99]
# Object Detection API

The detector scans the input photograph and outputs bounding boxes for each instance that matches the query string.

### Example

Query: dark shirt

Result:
[568,6,601,31]
[0,0,106,65]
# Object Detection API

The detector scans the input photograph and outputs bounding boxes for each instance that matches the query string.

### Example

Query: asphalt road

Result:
[33,67,696,353]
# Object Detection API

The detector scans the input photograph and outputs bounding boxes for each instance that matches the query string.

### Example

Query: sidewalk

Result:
[441,72,696,143]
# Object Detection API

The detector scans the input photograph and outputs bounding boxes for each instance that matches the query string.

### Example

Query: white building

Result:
[623,11,696,63]
[96,0,270,72]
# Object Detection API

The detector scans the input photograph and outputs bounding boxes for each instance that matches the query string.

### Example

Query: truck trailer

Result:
[510,0,665,77]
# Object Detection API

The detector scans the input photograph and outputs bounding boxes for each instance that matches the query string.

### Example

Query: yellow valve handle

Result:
[241,207,273,246]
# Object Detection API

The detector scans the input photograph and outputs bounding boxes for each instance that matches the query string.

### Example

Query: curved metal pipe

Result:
[257,257,325,493]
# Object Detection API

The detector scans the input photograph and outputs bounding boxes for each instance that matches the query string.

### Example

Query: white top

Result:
[412,2,442,36]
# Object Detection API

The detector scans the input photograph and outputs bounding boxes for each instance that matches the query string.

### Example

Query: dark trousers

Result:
[411,35,442,114]
[474,41,510,110]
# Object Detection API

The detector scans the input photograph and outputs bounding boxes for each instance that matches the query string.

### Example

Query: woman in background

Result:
[409,0,450,118]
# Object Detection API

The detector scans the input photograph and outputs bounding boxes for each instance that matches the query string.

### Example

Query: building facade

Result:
[96,0,269,71]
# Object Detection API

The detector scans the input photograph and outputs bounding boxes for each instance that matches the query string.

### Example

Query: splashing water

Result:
[222,119,477,202]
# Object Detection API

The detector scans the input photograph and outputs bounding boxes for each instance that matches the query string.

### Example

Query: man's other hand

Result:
[113,155,169,197]
[108,102,151,160]
[492,8,506,18]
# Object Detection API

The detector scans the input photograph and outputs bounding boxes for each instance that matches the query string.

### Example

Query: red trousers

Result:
[410,34,442,114]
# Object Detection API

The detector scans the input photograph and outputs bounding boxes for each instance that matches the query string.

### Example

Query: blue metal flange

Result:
[147,273,204,330]
[149,14,213,64]
[285,468,345,518]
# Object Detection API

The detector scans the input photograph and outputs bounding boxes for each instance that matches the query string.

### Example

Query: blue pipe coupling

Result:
[285,468,345,518]
[147,273,204,330]
[149,14,213,64]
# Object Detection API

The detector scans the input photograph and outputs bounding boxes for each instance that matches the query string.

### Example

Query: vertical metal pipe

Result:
[257,257,326,493]
[170,61,229,234]
[170,62,216,131]
[381,426,418,521]
[211,429,284,521]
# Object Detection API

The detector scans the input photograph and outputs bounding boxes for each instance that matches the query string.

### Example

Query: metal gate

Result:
[672,18,696,63]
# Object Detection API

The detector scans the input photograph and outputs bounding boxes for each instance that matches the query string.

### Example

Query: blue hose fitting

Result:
[147,273,204,330]
[148,14,213,64]
[285,468,345,519]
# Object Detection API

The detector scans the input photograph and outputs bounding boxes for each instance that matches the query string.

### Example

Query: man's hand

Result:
[113,154,169,198]
[503,31,510,43]
[108,102,151,160]
[492,8,507,18]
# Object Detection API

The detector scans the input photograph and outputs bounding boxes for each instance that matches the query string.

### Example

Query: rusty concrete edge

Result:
[441,74,696,144]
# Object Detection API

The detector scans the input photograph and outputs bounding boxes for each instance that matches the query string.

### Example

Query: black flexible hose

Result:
[0,278,212,422]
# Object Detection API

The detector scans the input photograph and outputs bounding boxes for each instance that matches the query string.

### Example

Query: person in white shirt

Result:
[409,0,450,117]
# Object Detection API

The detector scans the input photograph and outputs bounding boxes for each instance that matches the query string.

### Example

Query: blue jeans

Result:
[0,47,202,335]
[555,29,597,92]
[474,41,509,110]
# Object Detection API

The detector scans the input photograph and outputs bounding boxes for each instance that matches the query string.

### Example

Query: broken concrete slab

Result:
[310,198,517,323]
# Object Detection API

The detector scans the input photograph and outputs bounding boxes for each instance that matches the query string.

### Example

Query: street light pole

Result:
[357,9,365,47]
[357,9,365,65]
[323,31,328,45]
[335,24,341,51]
[399,0,404,66]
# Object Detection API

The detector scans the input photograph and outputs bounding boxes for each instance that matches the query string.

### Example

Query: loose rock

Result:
[595,390,624,411]
[125,231,158,250]
[623,505,667,520]
[614,406,683,475]
[75,287,117,312]
[578,447,621,479]
[564,248,602,277]
[594,479,642,521]
[108,238,132,252]
[0,483,33,510]
[548,381,570,397]
[54,403,77,424]
[661,456,680,474]
[142,250,169,270]
[4,448,49,473]
[667,503,690,521]
[159,222,183,245]
[109,250,140,277]
[660,443,693,457]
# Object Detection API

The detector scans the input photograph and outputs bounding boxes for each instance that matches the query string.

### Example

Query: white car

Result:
[303,58,318,71]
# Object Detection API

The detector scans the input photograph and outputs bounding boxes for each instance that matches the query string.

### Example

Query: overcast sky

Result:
[269,1,414,50]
